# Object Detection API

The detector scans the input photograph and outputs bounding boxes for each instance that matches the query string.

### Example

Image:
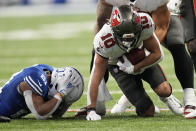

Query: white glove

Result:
[86,111,101,121]
[117,55,134,74]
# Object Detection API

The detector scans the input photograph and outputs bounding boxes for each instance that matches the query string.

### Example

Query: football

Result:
[120,48,146,65]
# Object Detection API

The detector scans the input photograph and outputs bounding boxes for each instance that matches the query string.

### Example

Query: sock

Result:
[183,88,196,106]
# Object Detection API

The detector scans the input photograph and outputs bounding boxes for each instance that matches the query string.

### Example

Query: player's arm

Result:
[19,82,62,120]
[88,53,108,108]
[151,3,170,43]
[94,0,113,35]
[134,33,163,72]
[86,53,108,120]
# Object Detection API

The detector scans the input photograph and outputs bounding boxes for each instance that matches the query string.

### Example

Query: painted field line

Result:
[83,89,186,95]
[67,108,170,112]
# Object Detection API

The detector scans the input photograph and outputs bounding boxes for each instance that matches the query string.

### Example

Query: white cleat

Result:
[160,94,184,115]
[154,106,160,114]
[111,95,160,114]
[111,102,131,114]
[184,105,196,119]
[111,95,132,114]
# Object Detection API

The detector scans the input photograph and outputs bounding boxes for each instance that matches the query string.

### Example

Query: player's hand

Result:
[86,111,101,121]
[117,55,134,74]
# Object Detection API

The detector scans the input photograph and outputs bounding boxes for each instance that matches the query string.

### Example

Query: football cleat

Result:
[111,101,160,114]
[111,101,132,114]
[184,105,196,119]
[0,115,10,122]
[75,106,87,117]
[111,95,132,114]
[160,95,184,115]
[154,106,160,114]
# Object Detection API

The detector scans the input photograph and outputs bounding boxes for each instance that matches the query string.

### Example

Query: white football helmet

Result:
[111,5,142,52]
[49,66,84,104]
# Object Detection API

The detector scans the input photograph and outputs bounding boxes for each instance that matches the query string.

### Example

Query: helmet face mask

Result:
[111,5,142,52]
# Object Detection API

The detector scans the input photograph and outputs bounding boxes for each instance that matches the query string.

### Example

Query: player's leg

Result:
[163,15,194,91]
[180,0,196,118]
[181,0,196,70]
[163,15,195,113]
[109,65,155,117]
[142,64,183,115]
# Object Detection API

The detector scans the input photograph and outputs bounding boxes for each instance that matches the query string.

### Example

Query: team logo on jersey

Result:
[38,80,42,87]
[111,10,120,27]
[41,74,47,85]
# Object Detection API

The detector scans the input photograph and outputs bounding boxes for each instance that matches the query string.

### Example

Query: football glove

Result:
[86,111,101,121]
[117,55,134,74]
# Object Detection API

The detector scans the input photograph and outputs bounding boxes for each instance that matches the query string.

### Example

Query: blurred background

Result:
[0,0,97,16]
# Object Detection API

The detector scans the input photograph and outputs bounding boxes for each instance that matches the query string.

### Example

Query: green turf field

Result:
[0,14,196,130]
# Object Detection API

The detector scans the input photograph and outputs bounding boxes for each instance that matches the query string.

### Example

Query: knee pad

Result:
[135,94,153,116]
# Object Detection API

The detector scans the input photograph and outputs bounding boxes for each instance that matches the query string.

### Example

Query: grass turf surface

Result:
[0,14,196,130]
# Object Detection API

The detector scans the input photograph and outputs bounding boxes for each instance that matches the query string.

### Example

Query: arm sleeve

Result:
[23,90,62,120]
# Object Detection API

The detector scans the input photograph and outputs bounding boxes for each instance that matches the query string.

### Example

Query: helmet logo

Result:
[111,9,120,27]
[135,16,141,24]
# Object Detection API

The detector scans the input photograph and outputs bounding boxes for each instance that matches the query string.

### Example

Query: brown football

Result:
[120,48,146,65]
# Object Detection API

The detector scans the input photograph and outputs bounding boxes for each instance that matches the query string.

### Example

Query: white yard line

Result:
[0,21,95,40]
[67,108,170,112]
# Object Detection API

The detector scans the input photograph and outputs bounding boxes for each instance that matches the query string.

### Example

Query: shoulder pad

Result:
[140,13,155,40]
[23,67,49,97]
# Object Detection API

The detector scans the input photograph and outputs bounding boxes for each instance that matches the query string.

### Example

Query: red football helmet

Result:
[111,5,142,52]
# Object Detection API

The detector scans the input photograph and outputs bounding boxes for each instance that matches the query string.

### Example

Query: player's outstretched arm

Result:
[19,82,62,120]
[86,53,108,121]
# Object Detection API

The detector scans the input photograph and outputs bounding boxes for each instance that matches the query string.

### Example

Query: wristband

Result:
[54,93,63,101]
[57,92,64,99]
[87,107,96,112]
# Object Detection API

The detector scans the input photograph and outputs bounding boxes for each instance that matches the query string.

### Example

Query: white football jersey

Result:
[104,0,130,6]
[104,0,169,12]
[94,13,155,65]
[133,0,169,12]
[167,0,182,15]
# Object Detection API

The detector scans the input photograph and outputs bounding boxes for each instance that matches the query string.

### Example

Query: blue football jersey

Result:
[0,64,54,118]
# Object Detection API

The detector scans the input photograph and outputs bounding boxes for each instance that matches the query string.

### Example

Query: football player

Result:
[180,0,196,118]
[112,0,194,115]
[79,0,185,117]
[85,5,179,121]
[112,0,196,118]
[0,64,84,122]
